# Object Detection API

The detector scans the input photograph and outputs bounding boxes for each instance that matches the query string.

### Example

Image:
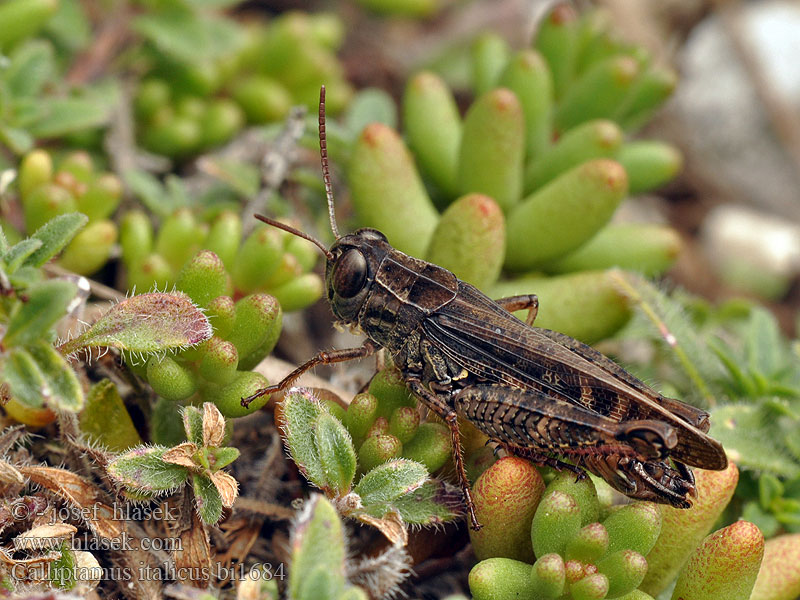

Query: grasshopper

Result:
[242,87,727,529]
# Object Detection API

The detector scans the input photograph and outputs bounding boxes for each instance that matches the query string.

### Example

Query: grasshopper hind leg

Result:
[504,445,588,481]
[406,377,483,531]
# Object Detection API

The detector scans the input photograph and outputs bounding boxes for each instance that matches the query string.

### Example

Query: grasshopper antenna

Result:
[319,85,340,239]
[253,214,333,261]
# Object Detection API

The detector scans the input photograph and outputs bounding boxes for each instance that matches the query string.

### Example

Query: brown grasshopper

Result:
[242,87,727,529]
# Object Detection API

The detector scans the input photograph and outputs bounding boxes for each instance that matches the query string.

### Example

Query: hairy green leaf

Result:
[282,390,326,489]
[58,292,212,357]
[289,495,347,600]
[4,279,76,347]
[193,473,223,524]
[315,411,357,496]
[27,340,83,412]
[25,212,88,268]
[107,446,189,493]
[355,459,428,507]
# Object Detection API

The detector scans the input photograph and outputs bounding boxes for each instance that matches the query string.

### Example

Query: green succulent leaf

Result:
[531,490,582,557]
[107,445,189,493]
[345,87,397,135]
[469,557,538,600]
[604,502,662,556]
[671,521,764,600]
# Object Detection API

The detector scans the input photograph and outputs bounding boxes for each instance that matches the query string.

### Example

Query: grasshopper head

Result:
[325,228,389,324]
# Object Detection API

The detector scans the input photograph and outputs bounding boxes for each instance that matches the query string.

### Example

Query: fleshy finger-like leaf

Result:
[57,292,212,358]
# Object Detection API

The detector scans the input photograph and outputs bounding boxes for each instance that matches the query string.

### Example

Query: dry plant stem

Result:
[232,497,296,521]
[241,107,307,236]
[236,434,295,521]
[712,0,800,174]
[66,4,133,85]
[45,263,124,302]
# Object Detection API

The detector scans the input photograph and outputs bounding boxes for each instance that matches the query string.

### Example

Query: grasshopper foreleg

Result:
[241,341,377,408]
[494,294,539,326]
[407,377,482,531]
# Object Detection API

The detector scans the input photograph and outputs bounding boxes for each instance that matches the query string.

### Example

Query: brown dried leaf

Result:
[216,516,264,581]
[18,465,124,540]
[211,470,239,508]
[164,491,212,589]
[15,523,77,550]
[202,402,225,448]
[74,550,103,589]
[355,511,408,547]
[162,442,199,469]
[0,459,24,485]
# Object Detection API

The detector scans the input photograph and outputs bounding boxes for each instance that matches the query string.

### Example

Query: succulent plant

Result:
[279,387,462,544]
[339,5,683,345]
[16,149,121,275]
[120,209,323,313]
[112,248,283,419]
[134,9,351,158]
[344,365,453,474]
[465,458,781,600]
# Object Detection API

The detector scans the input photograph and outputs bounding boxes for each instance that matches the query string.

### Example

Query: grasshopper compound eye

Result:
[332,249,367,298]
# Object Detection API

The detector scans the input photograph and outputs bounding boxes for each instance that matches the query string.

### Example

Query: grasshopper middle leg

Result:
[495,294,538,326]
